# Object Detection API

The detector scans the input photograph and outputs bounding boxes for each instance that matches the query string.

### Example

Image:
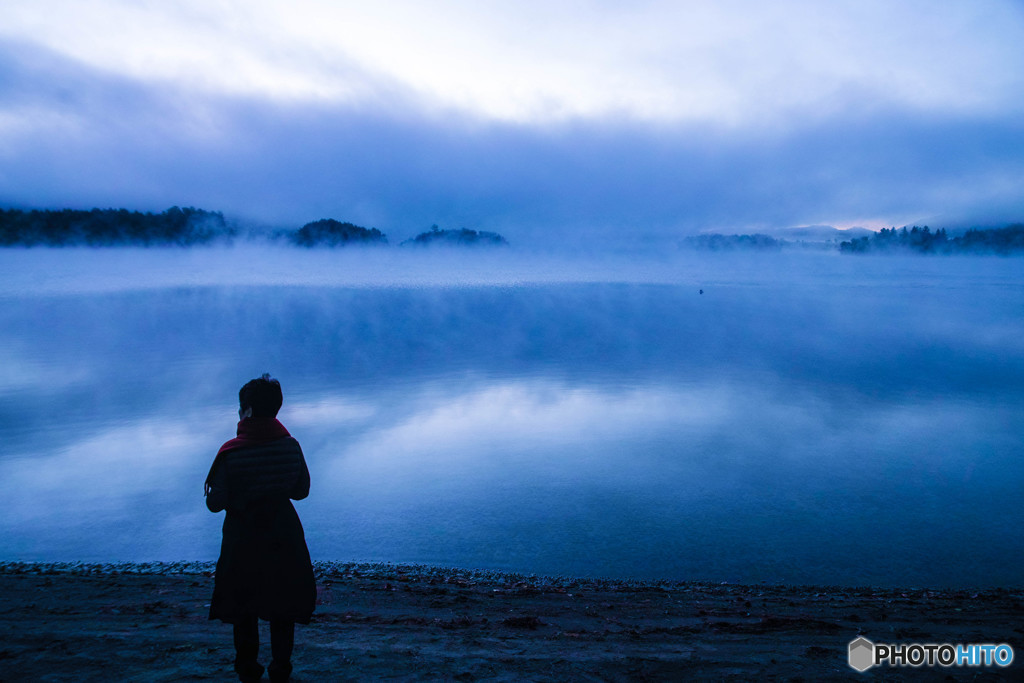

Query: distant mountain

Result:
[401,225,509,247]
[290,219,387,247]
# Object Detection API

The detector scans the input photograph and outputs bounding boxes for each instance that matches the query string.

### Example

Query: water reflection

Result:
[0,251,1021,587]
[301,380,1020,586]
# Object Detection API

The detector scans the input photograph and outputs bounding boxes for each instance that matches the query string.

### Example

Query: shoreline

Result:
[2,562,1020,681]
[4,559,1024,591]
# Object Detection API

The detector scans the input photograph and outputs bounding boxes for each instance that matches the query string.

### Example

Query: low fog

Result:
[1,247,1021,586]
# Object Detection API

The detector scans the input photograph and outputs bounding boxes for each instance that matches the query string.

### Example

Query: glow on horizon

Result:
[2,0,1023,125]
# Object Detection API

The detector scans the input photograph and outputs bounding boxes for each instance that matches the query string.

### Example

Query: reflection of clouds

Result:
[304,378,1022,585]
[0,343,92,392]
[328,381,734,483]
[375,383,728,444]
[281,397,377,427]
[2,413,221,524]
[320,379,1021,493]
[0,410,230,560]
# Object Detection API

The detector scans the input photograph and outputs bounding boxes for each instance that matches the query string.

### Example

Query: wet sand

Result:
[0,562,1020,681]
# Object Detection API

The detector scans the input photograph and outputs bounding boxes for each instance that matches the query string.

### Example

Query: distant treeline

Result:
[684,224,1024,255]
[0,208,509,248]
[0,207,229,246]
[4,207,1021,254]
[840,225,1024,255]
[681,233,783,251]
[287,220,508,248]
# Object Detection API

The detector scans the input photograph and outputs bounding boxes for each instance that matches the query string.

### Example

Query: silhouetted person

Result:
[205,374,315,682]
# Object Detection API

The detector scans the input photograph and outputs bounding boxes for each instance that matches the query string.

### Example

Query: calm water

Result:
[1,247,1021,587]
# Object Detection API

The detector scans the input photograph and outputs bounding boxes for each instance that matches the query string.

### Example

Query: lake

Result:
[1,246,1021,587]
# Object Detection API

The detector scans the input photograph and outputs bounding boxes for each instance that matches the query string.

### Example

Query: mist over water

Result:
[0,246,1021,587]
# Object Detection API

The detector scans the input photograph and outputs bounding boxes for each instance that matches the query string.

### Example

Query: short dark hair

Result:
[239,373,283,418]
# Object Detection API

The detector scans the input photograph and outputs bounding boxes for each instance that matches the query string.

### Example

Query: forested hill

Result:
[400,225,509,247]
[0,207,229,246]
[290,218,387,246]
[840,225,1024,255]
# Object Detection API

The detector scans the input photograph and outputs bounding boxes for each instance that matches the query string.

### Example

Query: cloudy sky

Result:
[1,0,1023,241]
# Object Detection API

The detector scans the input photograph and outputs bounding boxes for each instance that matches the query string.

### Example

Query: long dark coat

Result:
[205,418,316,625]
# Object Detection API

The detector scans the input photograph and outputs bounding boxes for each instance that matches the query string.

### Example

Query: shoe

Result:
[268,659,292,682]
[236,661,265,682]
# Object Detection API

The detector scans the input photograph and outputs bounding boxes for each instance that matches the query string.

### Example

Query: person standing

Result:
[205,374,316,682]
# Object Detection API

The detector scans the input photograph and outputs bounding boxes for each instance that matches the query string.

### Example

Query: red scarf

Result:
[205,418,291,494]
[217,417,291,455]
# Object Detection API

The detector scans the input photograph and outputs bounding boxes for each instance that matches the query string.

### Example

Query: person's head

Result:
[238,373,283,419]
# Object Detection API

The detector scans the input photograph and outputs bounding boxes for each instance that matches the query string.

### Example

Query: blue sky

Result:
[1,0,1023,241]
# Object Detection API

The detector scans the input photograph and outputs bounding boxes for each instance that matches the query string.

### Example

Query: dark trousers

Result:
[233,617,295,682]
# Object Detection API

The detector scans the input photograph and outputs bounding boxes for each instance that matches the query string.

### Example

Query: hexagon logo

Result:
[848,636,875,672]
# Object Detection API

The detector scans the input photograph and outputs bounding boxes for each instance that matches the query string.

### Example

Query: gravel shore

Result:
[1,562,1020,681]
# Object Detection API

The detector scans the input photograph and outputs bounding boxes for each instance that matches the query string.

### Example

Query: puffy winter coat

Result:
[205,418,316,624]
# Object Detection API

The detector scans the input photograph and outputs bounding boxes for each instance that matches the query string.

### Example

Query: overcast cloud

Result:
[1,0,1023,241]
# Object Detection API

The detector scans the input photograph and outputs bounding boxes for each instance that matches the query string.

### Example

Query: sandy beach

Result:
[0,562,1020,681]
